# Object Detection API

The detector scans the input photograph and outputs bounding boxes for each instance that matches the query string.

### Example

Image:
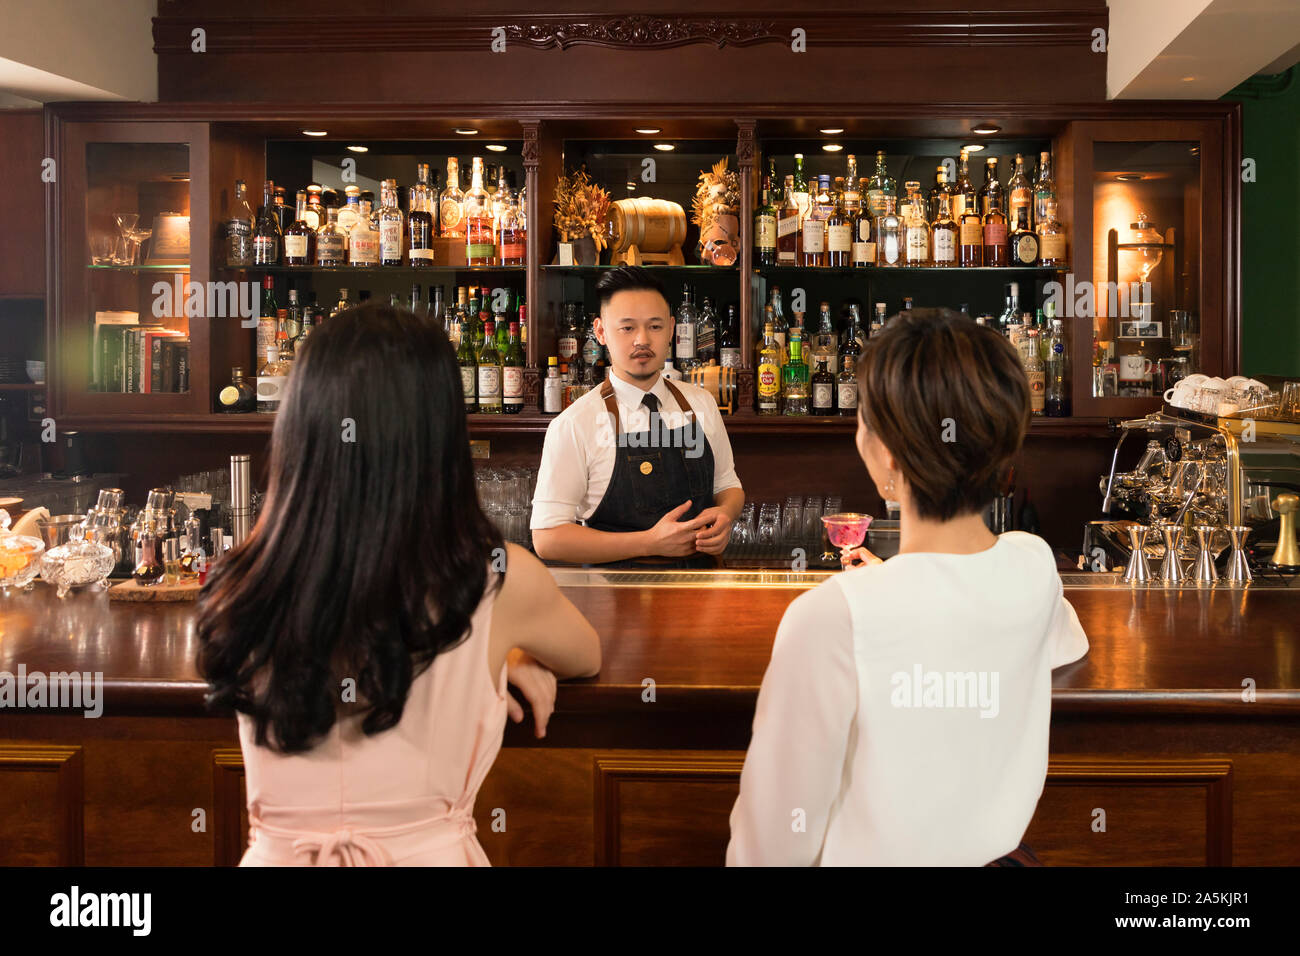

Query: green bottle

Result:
[476,319,502,414]
[503,321,524,414]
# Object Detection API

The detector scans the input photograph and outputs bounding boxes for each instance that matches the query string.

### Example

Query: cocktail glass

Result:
[821,512,873,566]
[113,213,139,265]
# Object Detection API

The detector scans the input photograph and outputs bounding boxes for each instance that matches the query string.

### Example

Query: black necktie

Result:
[641,392,660,414]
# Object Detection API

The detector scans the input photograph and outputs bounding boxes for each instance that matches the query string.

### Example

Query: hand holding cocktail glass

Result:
[821,512,883,569]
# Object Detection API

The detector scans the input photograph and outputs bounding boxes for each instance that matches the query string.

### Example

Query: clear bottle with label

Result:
[801,176,828,267]
[543,356,562,414]
[1025,328,1045,415]
[440,158,465,238]
[348,198,380,265]
[1036,198,1068,267]
[465,158,496,266]
[675,285,697,370]
[902,182,930,266]
[457,316,478,412]
[253,180,281,266]
[1045,315,1069,417]
[776,175,800,266]
[256,345,286,413]
[826,187,852,268]
[378,179,404,267]
[931,191,957,267]
[336,185,361,251]
[813,302,839,374]
[876,196,902,267]
[755,172,777,267]
[314,206,346,267]
[1033,151,1056,228]
[865,150,895,220]
[225,179,255,267]
[284,190,313,266]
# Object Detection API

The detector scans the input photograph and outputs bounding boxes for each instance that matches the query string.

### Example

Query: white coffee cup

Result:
[1165,382,1197,406]
[1119,355,1154,382]
[1181,373,1209,387]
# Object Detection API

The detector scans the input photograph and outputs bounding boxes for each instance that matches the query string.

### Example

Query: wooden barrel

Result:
[610,198,687,254]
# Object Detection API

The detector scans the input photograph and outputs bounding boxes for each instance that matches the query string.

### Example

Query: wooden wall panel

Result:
[0,745,84,866]
[0,110,45,298]
[212,749,247,867]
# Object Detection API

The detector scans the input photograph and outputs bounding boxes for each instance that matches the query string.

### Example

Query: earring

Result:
[885,476,896,497]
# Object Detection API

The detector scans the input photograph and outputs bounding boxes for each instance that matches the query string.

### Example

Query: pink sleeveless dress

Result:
[236,582,507,866]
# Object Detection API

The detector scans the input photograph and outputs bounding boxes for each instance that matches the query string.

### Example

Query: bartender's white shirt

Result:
[726,531,1090,866]
[530,371,742,530]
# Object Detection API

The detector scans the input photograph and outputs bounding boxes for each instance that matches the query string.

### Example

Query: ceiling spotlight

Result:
[654,143,675,151]
[346,145,368,153]
[822,144,843,152]
[635,127,662,134]
[454,128,478,135]
[486,144,507,152]
[970,123,1001,135]
[1116,173,1144,182]
[962,143,985,152]
[819,127,844,134]
[302,130,328,137]
[1181,75,1196,82]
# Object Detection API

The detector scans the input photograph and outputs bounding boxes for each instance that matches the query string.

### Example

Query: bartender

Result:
[530,266,745,566]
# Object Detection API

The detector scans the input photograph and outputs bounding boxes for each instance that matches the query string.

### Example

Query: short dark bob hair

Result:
[855,307,1030,521]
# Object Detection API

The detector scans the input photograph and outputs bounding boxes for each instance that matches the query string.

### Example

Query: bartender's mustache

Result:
[631,349,654,358]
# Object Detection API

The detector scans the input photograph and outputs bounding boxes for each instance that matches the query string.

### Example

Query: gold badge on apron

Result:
[639,461,653,475]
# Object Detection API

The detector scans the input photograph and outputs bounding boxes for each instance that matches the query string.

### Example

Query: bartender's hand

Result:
[841,545,883,569]
[646,500,710,557]
[692,506,734,555]
[505,648,557,738]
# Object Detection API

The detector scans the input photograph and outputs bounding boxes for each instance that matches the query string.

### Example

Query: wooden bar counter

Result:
[1,571,1297,866]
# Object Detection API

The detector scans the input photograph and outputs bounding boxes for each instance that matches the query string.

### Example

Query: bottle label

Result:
[440,200,463,231]
[827,224,851,253]
[813,383,833,410]
[983,222,1007,246]
[409,247,435,263]
[802,220,825,253]
[720,347,740,369]
[837,382,858,408]
[905,229,928,262]
[477,365,501,401]
[1040,234,1066,262]
[285,235,308,259]
[758,363,780,397]
[380,222,403,260]
[881,235,900,265]
[676,323,696,358]
[582,340,602,365]
[257,317,277,357]
[543,380,562,413]
[256,375,283,408]
[1028,370,1045,411]
[933,231,956,262]
[756,215,776,249]
[1014,234,1039,264]
[467,242,495,259]
[777,213,799,238]
[558,336,578,361]
[867,190,887,218]
[499,239,525,260]
[315,235,343,263]
[350,233,379,264]
[852,241,875,265]
[503,366,524,400]
[461,366,476,401]
[960,220,983,247]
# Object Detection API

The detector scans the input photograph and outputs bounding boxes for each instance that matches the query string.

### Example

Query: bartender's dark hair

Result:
[595,265,669,312]
[856,308,1030,521]
[197,303,503,754]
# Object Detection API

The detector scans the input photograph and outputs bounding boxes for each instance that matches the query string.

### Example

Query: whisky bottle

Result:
[465,158,495,266]
[902,182,930,266]
[776,175,800,266]
[843,154,861,215]
[252,180,281,266]
[755,173,777,267]
[800,175,828,267]
[498,199,526,265]
[225,179,255,267]
[927,165,950,223]
[284,190,314,266]
[408,166,435,265]
[1009,207,1040,266]
[696,296,717,366]
[876,196,902,267]
[476,319,502,414]
[982,194,1009,267]
[813,303,838,374]
[866,150,895,220]
[791,154,811,227]
[378,179,404,266]
[953,149,977,220]
[958,191,984,267]
[825,187,852,268]
[303,185,324,231]
[1008,153,1033,233]
[440,158,465,239]
[979,157,1003,219]
[315,206,345,267]
[931,191,957,267]
[1036,199,1068,267]
[1033,151,1056,227]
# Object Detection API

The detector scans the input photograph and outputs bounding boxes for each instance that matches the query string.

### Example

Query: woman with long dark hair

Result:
[198,302,600,866]
[727,308,1089,866]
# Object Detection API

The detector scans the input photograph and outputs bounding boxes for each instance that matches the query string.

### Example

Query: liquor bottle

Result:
[927,166,950,223]
[807,357,833,415]
[1025,329,1046,415]
[491,166,512,247]
[557,303,579,365]
[256,345,286,414]
[1045,316,1069,417]
[782,329,809,416]
[982,193,1009,267]
[958,189,984,267]
[902,182,930,266]
[440,158,465,238]
[932,190,958,267]
[1033,151,1057,228]
[580,315,602,369]
[1008,153,1033,232]
[503,321,524,414]
[1008,207,1040,266]
[872,302,888,337]
[843,154,861,215]
[851,195,875,267]
[336,185,361,250]
[846,303,866,350]
[769,287,789,362]
[675,285,698,370]
[813,302,838,374]
[497,199,526,265]
[476,318,502,414]
[378,179,404,267]
[801,176,828,267]
[755,172,777,267]
[225,179,255,267]
[979,157,1003,219]
[876,195,902,266]
[791,154,811,227]
[315,206,345,267]
[542,356,562,414]
[465,158,495,266]
[256,275,278,361]
[284,290,303,343]
[331,288,352,319]
[253,180,281,266]
[283,190,313,266]
[838,330,860,415]
[826,186,852,268]
[998,283,1021,335]
[407,283,422,315]
[720,304,741,369]
[953,149,977,219]
[697,296,717,365]
[866,151,895,219]
[348,197,380,265]
[457,316,478,413]
[1036,199,1068,267]
[776,175,800,266]
[408,167,435,266]
[757,321,781,415]
[216,366,256,413]
[304,185,324,231]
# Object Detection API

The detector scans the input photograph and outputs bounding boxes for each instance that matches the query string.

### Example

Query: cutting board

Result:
[108,577,202,601]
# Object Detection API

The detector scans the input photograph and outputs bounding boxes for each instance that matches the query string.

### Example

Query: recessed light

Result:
[454,128,478,135]
[962,143,985,152]
[819,127,844,134]
[626,184,636,190]
[1116,173,1144,182]
[486,144,507,152]
[302,130,328,137]
[346,145,368,153]
[1181,75,1196,82]
[635,127,662,134]
[822,144,843,152]
[971,123,1001,135]
[654,143,675,151]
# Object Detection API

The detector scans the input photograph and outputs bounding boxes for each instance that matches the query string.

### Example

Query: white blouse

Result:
[726,531,1089,866]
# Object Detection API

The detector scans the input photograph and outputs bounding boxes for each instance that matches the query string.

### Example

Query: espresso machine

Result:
[1084,409,1300,583]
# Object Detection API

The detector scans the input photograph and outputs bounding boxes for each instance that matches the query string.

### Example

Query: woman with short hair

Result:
[727,307,1088,866]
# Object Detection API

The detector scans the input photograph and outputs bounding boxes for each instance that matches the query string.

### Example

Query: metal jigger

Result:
[1225,526,1253,587]
[1191,525,1218,587]
[1122,524,1152,584]
[1157,522,1185,585]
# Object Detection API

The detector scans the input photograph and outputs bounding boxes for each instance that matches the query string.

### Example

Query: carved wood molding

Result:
[154,11,1106,54]
[0,745,85,865]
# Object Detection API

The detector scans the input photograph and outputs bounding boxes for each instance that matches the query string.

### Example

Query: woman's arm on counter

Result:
[1050,579,1089,669]
[727,582,857,866]
[491,543,602,679]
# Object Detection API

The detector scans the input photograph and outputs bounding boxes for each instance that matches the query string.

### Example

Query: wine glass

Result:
[113,212,138,265]
[126,226,152,265]
[821,512,874,568]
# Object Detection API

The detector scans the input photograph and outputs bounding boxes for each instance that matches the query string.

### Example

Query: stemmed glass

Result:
[125,226,153,266]
[821,513,874,568]
[113,213,138,265]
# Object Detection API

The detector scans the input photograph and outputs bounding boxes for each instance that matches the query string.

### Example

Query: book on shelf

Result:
[92,313,189,393]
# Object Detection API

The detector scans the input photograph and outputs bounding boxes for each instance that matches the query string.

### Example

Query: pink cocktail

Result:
[821,512,873,549]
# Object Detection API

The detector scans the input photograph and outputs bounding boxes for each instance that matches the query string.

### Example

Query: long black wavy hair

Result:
[197,302,503,753]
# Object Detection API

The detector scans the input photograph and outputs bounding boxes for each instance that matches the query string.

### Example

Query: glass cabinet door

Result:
[55,122,210,418]
[1064,118,1233,418]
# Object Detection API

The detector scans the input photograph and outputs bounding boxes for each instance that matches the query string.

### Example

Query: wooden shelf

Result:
[0,383,43,392]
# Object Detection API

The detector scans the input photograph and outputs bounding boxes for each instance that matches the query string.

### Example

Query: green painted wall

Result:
[1223,68,1300,377]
